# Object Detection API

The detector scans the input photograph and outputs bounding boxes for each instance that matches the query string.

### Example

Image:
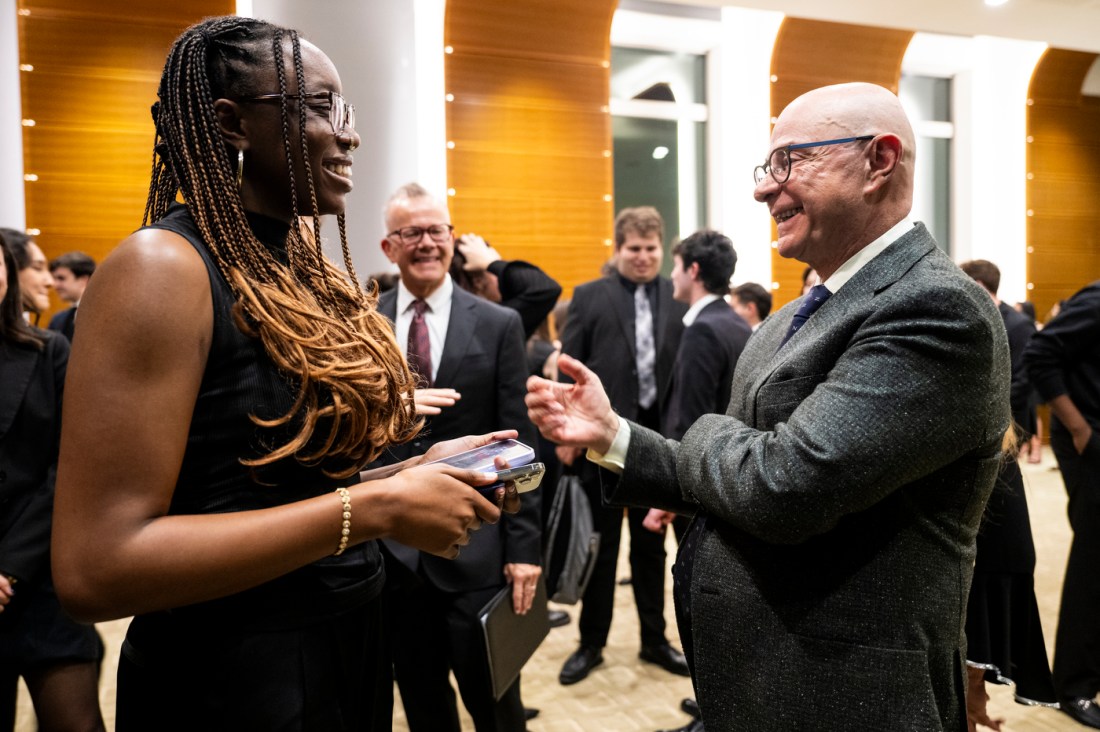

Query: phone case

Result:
[428,439,535,472]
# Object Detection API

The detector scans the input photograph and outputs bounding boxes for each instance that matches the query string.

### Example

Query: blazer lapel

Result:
[434,288,479,387]
[378,288,398,324]
[0,341,40,438]
[606,277,637,360]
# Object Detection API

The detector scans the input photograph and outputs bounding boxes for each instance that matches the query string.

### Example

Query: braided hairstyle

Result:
[146,16,420,478]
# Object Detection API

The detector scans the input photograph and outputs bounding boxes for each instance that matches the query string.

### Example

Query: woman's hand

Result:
[420,430,520,466]
[0,575,14,612]
[372,463,503,559]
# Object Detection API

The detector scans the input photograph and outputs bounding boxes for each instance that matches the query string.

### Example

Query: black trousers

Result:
[383,562,525,732]
[1050,423,1100,700]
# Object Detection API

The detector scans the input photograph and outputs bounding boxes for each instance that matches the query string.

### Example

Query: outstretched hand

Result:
[525,353,619,454]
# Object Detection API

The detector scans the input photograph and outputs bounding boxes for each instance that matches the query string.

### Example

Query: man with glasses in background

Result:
[375,183,541,732]
[527,83,1010,731]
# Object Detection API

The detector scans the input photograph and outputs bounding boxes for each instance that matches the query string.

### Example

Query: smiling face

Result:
[753,116,867,273]
[52,266,88,304]
[235,40,360,221]
[381,196,454,298]
[18,242,53,313]
[616,232,663,284]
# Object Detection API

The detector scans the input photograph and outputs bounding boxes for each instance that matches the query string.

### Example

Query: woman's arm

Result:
[52,229,500,622]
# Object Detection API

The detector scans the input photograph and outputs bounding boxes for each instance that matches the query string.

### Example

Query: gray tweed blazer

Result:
[610,223,1010,732]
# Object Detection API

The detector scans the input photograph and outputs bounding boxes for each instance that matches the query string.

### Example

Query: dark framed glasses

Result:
[243,90,355,135]
[387,224,454,247]
[753,135,874,185]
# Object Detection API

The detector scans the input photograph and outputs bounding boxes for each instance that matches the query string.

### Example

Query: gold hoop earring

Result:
[236,149,244,190]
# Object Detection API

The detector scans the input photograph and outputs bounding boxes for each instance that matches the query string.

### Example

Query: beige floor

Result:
[16,449,1082,731]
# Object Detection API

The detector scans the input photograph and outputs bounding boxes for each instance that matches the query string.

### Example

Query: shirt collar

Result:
[683,293,721,326]
[397,274,453,316]
[821,217,915,295]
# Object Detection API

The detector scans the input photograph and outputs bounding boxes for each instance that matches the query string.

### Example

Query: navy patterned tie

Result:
[778,284,831,350]
[407,299,432,387]
[635,284,657,409]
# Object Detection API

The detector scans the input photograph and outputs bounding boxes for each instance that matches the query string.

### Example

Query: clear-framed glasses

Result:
[753,135,874,185]
[243,90,355,135]
[387,224,454,247]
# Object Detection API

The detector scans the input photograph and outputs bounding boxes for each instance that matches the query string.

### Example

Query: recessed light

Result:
[985,0,1009,6]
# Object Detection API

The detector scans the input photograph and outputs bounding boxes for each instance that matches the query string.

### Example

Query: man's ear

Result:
[865,133,902,192]
[213,98,249,151]
[689,261,702,282]
[381,236,397,264]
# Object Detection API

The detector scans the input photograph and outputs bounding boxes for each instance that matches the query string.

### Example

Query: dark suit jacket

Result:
[663,298,752,441]
[609,224,1011,731]
[0,330,69,584]
[998,301,1036,434]
[47,307,76,342]
[378,285,541,593]
[561,274,686,422]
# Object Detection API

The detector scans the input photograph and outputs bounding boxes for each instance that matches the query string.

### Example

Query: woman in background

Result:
[0,232,104,732]
[51,17,513,731]
[0,229,53,326]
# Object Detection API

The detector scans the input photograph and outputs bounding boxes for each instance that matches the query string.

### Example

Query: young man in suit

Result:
[555,206,689,686]
[376,183,542,732]
[527,83,1010,731]
[46,251,95,342]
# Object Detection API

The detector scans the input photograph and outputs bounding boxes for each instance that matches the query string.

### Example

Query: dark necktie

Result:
[407,299,432,387]
[778,284,831,350]
[635,284,657,409]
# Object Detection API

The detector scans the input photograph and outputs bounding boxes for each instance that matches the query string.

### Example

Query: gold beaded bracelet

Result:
[333,487,352,556]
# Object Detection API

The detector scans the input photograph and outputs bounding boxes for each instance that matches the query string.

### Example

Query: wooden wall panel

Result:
[1026,49,1100,320]
[444,0,617,298]
[17,0,233,321]
[768,18,914,309]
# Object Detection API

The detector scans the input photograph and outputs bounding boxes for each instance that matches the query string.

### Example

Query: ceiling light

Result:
[652,146,670,160]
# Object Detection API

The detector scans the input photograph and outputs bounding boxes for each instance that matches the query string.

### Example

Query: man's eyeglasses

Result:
[753,135,874,185]
[387,224,454,247]
[243,90,355,135]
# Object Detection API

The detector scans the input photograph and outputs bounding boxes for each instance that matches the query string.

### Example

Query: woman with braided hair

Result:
[51,16,517,730]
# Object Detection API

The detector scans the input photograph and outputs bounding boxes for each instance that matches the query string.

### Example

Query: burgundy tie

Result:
[407,299,432,387]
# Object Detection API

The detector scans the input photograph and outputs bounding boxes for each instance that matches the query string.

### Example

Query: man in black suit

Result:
[556,206,689,685]
[46,252,95,342]
[730,282,772,332]
[1025,281,1100,729]
[376,183,542,732]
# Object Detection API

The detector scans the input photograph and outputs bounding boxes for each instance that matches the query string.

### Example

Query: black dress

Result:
[965,457,1058,706]
[115,205,392,731]
[0,331,103,706]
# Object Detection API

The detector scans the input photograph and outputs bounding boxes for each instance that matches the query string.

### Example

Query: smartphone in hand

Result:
[426,439,541,497]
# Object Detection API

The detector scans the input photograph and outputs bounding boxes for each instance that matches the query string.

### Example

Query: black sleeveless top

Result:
[134,204,383,632]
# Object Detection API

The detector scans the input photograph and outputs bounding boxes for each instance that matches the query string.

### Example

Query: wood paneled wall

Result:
[768,18,914,309]
[1026,48,1100,320]
[443,0,617,298]
[17,0,233,319]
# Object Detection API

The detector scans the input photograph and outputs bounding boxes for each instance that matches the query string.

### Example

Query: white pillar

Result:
[0,0,26,229]
[713,6,783,289]
[952,36,1046,305]
[247,0,447,279]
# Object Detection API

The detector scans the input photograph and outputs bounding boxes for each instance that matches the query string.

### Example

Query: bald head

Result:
[755,83,916,279]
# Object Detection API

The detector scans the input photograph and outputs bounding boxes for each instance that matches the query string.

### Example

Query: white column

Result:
[246,0,447,279]
[952,36,1046,305]
[0,0,26,229]
[712,6,783,289]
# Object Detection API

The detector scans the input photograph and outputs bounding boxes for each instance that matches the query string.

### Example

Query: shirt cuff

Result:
[586,418,631,474]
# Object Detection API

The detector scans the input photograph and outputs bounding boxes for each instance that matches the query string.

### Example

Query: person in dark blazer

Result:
[527,83,1011,731]
[1024,281,1100,729]
[555,206,689,686]
[452,233,561,340]
[0,233,105,731]
[377,183,542,732]
[47,251,96,342]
